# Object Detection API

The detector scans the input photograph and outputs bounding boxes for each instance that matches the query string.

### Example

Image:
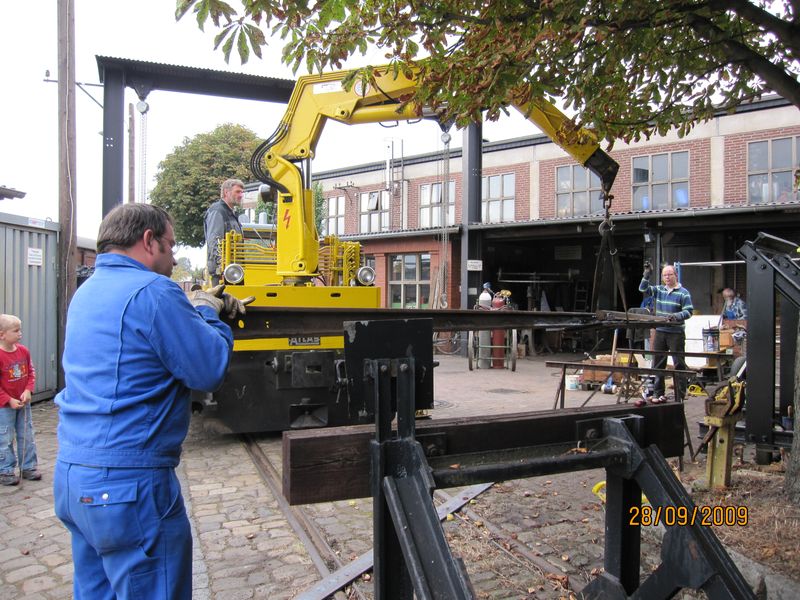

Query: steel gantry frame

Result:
[286,318,756,599]
[738,232,799,462]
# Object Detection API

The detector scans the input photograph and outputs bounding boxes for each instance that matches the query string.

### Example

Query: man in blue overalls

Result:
[54,204,250,599]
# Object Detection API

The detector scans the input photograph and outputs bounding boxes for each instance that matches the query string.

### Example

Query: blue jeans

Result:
[0,405,38,474]
[54,461,192,600]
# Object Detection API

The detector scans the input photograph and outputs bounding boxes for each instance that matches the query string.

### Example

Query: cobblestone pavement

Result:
[1,353,796,598]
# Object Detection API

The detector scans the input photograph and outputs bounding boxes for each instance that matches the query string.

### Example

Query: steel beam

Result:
[231,307,663,340]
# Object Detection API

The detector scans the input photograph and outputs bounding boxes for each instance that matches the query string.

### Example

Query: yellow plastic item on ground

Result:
[591,480,649,505]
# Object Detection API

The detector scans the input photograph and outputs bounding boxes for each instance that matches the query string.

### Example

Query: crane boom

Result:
[257,65,619,282]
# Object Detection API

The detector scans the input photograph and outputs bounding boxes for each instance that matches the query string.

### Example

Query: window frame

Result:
[631,150,690,211]
[359,190,390,233]
[747,136,799,204]
[321,194,345,236]
[555,165,604,217]
[481,173,515,223]
[419,180,456,228]
[388,253,431,309]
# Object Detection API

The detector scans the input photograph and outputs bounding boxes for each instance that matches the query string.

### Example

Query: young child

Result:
[0,314,41,486]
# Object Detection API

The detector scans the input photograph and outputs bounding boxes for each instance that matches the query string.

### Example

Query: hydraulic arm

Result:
[254,65,619,283]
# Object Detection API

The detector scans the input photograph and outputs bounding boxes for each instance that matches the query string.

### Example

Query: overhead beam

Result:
[96,56,294,103]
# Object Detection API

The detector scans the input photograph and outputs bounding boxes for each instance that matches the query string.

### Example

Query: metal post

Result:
[779,296,798,420]
[101,67,125,216]
[371,359,412,600]
[460,122,483,313]
[745,252,776,461]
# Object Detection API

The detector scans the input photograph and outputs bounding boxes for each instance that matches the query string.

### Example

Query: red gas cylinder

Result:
[491,295,506,368]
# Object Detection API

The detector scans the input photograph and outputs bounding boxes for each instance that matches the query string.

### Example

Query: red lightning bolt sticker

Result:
[283,208,291,229]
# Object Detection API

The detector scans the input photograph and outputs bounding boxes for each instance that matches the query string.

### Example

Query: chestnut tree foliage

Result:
[177,0,799,144]
[150,123,259,247]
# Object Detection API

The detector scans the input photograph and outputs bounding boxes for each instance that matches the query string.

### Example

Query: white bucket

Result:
[565,375,581,390]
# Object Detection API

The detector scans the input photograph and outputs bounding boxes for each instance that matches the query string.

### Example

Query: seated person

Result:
[721,288,747,320]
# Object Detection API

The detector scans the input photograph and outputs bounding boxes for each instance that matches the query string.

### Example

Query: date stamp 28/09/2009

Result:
[629,505,748,527]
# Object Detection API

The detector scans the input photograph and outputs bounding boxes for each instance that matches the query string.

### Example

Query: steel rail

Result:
[433,488,586,594]
[241,434,367,600]
[227,307,666,340]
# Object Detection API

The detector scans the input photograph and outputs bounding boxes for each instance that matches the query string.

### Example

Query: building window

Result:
[556,165,604,217]
[632,151,689,210]
[419,180,456,228]
[389,253,431,309]
[481,173,515,222]
[748,137,799,204]
[321,195,345,236]
[359,191,390,233]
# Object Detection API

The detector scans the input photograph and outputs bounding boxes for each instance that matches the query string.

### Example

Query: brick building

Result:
[302,97,800,318]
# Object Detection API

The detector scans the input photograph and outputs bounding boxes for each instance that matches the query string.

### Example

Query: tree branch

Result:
[690,14,800,108]
[709,0,800,55]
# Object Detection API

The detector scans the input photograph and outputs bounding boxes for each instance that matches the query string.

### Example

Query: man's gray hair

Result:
[221,178,245,197]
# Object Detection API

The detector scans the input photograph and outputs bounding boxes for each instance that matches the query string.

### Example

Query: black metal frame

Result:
[354,318,755,599]
[738,233,799,460]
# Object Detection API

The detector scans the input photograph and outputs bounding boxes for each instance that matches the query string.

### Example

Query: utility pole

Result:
[57,0,77,388]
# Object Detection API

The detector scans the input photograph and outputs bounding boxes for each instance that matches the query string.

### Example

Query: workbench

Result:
[613,347,739,384]
[546,360,699,460]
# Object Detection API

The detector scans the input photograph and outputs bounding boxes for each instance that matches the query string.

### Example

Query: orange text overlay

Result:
[629,505,748,527]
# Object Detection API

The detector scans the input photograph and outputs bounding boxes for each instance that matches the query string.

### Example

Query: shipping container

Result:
[1,212,59,400]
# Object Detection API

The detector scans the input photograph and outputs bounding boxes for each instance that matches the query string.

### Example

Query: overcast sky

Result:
[0,1,540,265]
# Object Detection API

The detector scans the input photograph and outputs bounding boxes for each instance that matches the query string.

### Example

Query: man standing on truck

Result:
[205,178,244,285]
[638,262,694,404]
[54,203,250,599]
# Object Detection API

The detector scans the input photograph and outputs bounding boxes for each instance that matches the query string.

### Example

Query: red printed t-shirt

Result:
[0,344,36,408]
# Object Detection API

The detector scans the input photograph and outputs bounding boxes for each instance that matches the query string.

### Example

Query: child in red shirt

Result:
[0,314,40,485]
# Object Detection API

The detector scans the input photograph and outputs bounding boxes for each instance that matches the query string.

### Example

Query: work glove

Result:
[642,261,653,279]
[187,287,224,314]
[187,285,255,319]
[215,285,256,320]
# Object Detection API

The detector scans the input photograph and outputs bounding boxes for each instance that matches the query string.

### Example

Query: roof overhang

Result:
[96,55,295,102]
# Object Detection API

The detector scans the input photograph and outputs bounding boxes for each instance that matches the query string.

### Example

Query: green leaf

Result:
[244,24,265,59]
[237,29,250,63]
[213,24,233,50]
[195,0,209,30]
[175,0,196,21]
[222,32,235,63]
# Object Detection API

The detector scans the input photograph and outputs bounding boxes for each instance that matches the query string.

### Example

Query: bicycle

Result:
[432,330,464,355]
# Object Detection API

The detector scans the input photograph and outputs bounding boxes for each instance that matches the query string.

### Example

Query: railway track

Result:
[241,433,370,600]
[238,432,613,599]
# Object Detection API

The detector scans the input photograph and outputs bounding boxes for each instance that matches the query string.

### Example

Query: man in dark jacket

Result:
[204,178,244,284]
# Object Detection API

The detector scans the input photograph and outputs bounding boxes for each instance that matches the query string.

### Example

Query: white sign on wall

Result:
[27,247,43,267]
[467,260,483,271]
